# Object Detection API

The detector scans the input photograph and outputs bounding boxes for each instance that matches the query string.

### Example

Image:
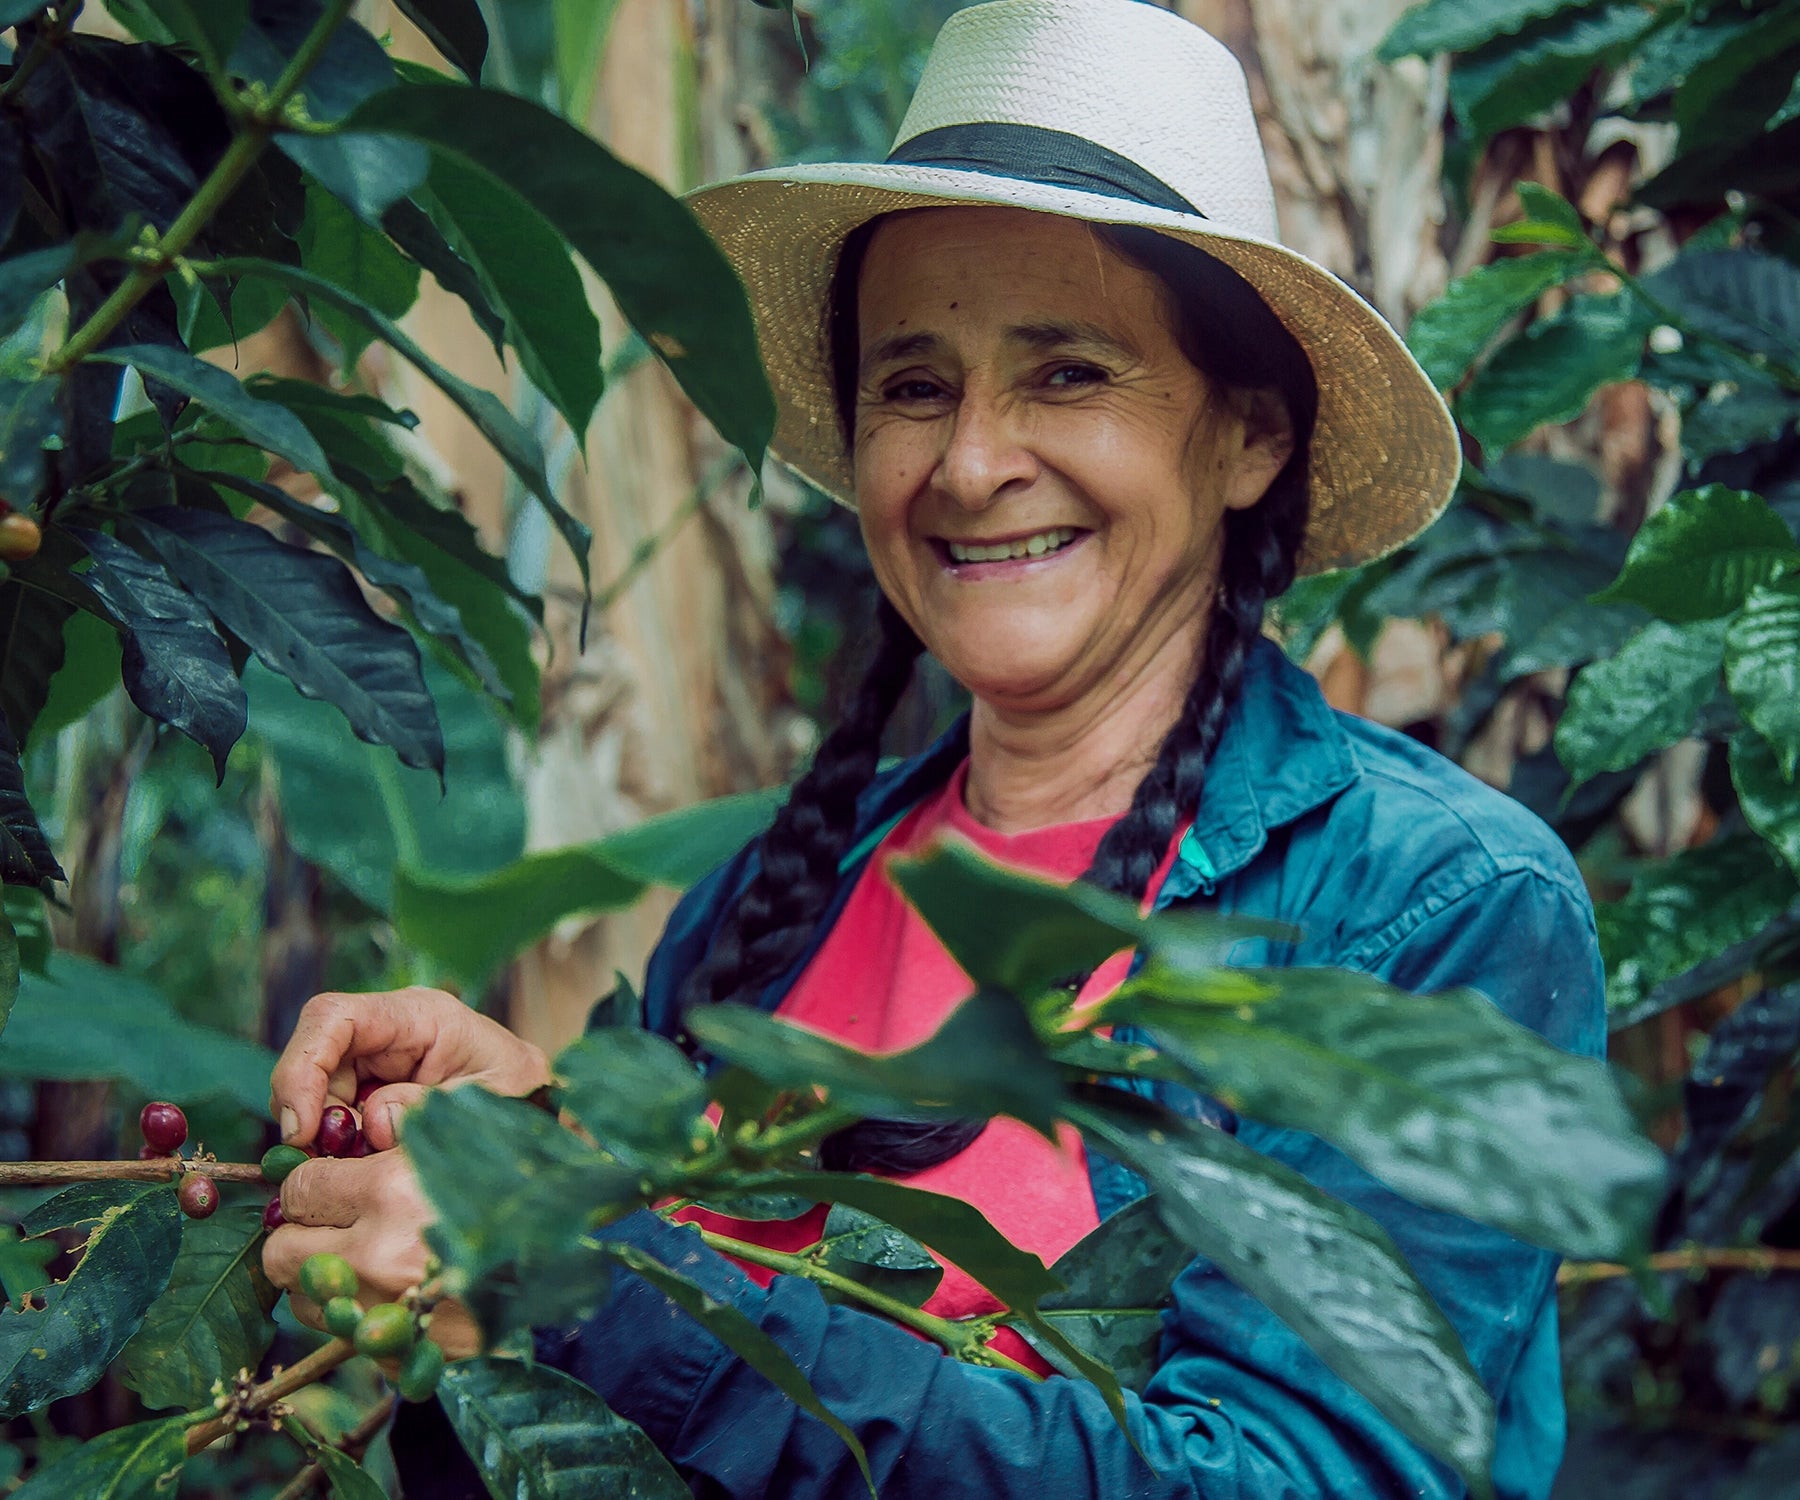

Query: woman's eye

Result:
[1044,363,1105,389]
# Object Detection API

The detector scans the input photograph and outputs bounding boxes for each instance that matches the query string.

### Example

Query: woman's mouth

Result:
[936,527,1089,574]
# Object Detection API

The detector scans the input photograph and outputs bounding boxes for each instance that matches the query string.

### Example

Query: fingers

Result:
[262,1223,343,1296]
[281,1156,383,1230]
[359,1083,430,1152]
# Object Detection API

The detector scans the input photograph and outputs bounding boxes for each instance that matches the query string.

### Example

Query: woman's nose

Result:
[934,391,1038,510]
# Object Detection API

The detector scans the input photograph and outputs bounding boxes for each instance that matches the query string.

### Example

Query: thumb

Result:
[360,1083,431,1151]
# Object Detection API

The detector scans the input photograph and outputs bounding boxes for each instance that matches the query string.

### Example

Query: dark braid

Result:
[689,214,1317,1175]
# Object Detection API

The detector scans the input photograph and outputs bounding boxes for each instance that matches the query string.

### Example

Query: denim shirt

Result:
[526,638,1605,1500]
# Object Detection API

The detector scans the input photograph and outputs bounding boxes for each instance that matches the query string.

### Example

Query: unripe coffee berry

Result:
[353,1302,415,1359]
[0,513,42,562]
[140,1102,187,1154]
[324,1296,363,1339]
[298,1252,359,1305]
[260,1144,308,1183]
[396,1337,446,1402]
[178,1175,220,1219]
[316,1105,358,1158]
[262,1197,285,1232]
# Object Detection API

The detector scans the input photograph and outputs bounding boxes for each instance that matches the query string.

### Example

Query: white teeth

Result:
[947,528,1076,564]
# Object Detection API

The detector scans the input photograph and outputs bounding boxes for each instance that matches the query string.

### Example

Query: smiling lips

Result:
[941,526,1085,568]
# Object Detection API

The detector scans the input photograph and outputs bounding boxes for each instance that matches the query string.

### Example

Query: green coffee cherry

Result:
[323,1296,363,1339]
[298,1252,358,1305]
[260,1144,309,1183]
[353,1302,415,1359]
[396,1337,446,1402]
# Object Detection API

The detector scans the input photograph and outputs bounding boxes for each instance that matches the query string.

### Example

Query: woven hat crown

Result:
[894,0,1279,240]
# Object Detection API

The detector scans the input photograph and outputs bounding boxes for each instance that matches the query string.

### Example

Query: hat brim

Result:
[687,163,1461,576]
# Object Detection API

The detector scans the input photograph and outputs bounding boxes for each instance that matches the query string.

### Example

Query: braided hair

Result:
[682,216,1318,1175]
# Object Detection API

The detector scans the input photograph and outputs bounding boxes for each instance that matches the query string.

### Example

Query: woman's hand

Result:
[262,1149,483,1360]
[269,986,551,1151]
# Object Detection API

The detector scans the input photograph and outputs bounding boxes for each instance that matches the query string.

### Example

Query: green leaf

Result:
[309,1445,387,1500]
[0,378,59,505]
[1554,618,1729,789]
[0,562,78,752]
[554,0,624,120]
[119,1204,278,1411]
[0,1179,183,1417]
[343,84,775,477]
[0,1228,54,1305]
[1642,247,1800,371]
[0,246,77,343]
[390,789,777,979]
[599,1237,874,1495]
[247,657,523,913]
[1449,3,1660,143]
[689,988,1064,1138]
[1458,292,1649,452]
[418,152,604,437]
[2,888,48,977]
[0,953,275,1112]
[380,195,507,354]
[1014,1196,1188,1393]
[813,1204,944,1311]
[27,608,123,751]
[89,346,335,484]
[439,1357,687,1500]
[1597,834,1799,1013]
[10,1415,186,1500]
[1732,729,1800,881]
[1069,1093,1496,1499]
[296,183,423,370]
[71,526,248,780]
[0,708,61,886]
[20,1182,152,1239]
[1109,968,1663,1259]
[1406,250,1590,389]
[1726,577,1800,779]
[0,906,15,1046]
[394,0,488,81]
[554,1028,707,1163]
[138,0,246,74]
[1378,0,1594,60]
[203,257,590,597]
[133,507,444,777]
[1491,183,1590,249]
[1595,485,1799,622]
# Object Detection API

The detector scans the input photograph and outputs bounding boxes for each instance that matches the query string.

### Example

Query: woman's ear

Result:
[1221,386,1296,512]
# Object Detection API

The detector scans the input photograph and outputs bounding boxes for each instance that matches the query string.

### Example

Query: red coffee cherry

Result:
[317,1104,358,1158]
[262,1197,286,1232]
[138,1145,165,1161]
[178,1175,220,1220]
[139,1102,188,1154]
[349,1130,372,1158]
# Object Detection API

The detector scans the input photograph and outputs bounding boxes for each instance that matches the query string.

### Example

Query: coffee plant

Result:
[0,0,1675,1495]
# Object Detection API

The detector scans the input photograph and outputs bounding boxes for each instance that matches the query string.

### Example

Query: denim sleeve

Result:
[539,869,1602,1500]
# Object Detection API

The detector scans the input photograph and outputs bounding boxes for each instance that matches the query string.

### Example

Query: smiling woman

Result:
[261,3,1609,1497]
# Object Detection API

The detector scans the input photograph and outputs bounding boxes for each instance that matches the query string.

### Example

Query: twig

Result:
[270,1393,397,1500]
[185,1338,358,1455]
[1559,1247,1800,1287]
[0,1159,271,1186]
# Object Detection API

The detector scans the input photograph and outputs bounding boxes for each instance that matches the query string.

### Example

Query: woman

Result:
[263,2,1604,1495]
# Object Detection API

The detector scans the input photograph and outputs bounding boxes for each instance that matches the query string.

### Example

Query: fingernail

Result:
[386,1104,404,1141]
[280,1107,298,1142]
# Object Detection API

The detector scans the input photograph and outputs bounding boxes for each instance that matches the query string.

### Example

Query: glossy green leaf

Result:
[90,346,334,483]
[1378,0,1593,60]
[1596,486,1799,621]
[10,1415,186,1500]
[813,1204,944,1311]
[418,152,603,437]
[0,953,275,1112]
[139,0,246,74]
[1597,834,1799,1012]
[344,85,775,476]
[310,1445,388,1500]
[1449,3,1660,143]
[134,507,443,777]
[438,1356,688,1500]
[19,1182,151,1239]
[689,987,1063,1137]
[0,709,62,887]
[71,526,247,780]
[0,1180,182,1416]
[1406,250,1590,389]
[26,610,122,753]
[1726,576,1800,779]
[1490,183,1590,248]
[1070,1093,1496,1498]
[296,183,422,369]
[0,245,77,342]
[0,378,59,505]
[1733,729,1800,880]
[554,1028,707,1163]
[1642,247,1800,370]
[1458,292,1649,452]
[119,1205,278,1411]
[380,195,507,353]
[1109,968,1664,1258]
[599,1238,873,1495]
[394,0,488,81]
[1554,618,1728,789]
[390,789,778,979]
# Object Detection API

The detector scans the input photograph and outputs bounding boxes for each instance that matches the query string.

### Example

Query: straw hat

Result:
[686,0,1460,575]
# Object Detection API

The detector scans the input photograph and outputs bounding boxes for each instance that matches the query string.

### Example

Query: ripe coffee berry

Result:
[353,1302,415,1359]
[178,1175,220,1220]
[298,1252,359,1305]
[349,1130,371,1158]
[137,1145,164,1161]
[316,1105,358,1158]
[139,1102,187,1154]
[397,1338,446,1402]
[0,514,42,563]
[260,1144,309,1183]
[262,1197,285,1232]
[324,1296,363,1339]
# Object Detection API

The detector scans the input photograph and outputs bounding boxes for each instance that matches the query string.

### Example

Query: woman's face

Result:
[852,206,1291,715]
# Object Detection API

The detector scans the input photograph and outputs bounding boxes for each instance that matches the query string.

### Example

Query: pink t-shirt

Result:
[678,760,1178,1373]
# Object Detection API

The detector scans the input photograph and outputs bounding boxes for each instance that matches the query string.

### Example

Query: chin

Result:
[944,642,1083,710]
